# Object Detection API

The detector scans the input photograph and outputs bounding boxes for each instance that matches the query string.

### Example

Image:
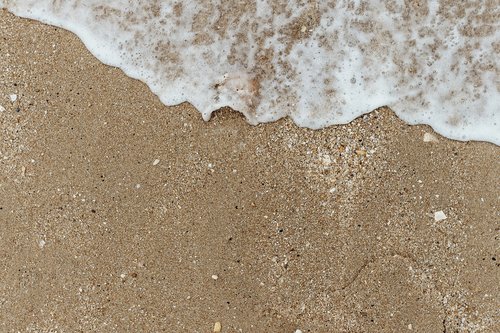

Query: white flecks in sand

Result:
[152,159,160,166]
[9,94,17,102]
[135,183,141,189]
[295,330,303,333]
[423,133,439,143]
[0,105,5,112]
[434,211,447,222]
[211,274,219,280]
[38,239,46,248]
[120,273,126,279]
[213,322,222,332]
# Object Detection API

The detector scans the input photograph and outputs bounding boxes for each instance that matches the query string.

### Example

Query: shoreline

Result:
[1,11,499,333]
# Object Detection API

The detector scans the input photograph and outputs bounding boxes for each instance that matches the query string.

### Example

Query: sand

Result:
[0,11,499,333]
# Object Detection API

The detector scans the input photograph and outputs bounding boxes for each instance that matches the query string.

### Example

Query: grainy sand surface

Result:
[0,11,499,333]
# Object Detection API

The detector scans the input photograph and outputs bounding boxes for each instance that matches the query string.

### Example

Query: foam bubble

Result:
[2,1,499,144]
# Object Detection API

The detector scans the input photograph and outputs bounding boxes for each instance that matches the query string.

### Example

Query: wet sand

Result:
[0,11,499,333]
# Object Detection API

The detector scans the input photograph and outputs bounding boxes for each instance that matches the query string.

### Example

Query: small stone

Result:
[423,132,439,142]
[135,184,141,189]
[211,274,219,280]
[213,322,222,332]
[9,94,17,102]
[355,149,366,155]
[434,210,447,222]
[152,159,160,166]
[300,25,307,33]
[295,330,303,333]
[38,239,46,248]
[21,166,26,177]
[0,105,5,112]
[408,323,413,330]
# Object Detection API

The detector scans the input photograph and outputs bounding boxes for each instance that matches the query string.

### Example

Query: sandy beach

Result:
[0,11,499,332]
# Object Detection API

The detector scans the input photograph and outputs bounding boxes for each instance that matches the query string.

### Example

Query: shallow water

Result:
[2,0,499,144]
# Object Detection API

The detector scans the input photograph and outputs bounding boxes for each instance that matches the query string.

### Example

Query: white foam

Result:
[2,1,499,144]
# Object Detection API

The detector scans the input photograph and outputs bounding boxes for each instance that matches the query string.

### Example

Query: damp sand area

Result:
[1,11,499,333]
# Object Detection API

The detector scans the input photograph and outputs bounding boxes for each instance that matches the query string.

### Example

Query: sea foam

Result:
[2,1,499,144]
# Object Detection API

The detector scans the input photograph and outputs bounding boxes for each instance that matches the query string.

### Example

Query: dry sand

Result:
[0,11,499,333]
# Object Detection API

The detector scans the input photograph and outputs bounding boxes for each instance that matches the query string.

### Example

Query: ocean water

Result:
[2,0,499,144]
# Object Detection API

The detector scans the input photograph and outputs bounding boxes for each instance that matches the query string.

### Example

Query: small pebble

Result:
[211,274,219,280]
[434,210,447,222]
[152,159,160,166]
[0,105,5,112]
[355,149,366,155]
[423,132,439,142]
[38,239,46,248]
[213,322,222,332]
[9,94,17,102]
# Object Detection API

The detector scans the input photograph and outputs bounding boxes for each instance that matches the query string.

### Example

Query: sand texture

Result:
[1,11,499,333]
